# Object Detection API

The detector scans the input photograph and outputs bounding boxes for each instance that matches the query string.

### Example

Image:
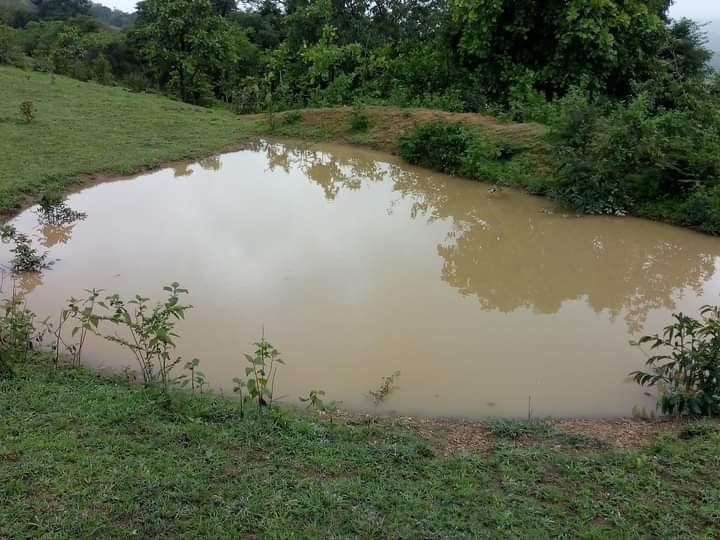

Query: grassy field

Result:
[0,66,547,220]
[1,365,719,539]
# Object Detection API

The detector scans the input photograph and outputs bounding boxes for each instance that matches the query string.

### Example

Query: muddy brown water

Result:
[2,140,720,418]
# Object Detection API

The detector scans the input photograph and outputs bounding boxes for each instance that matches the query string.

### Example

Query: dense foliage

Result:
[0,0,712,108]
[632,305,720,417]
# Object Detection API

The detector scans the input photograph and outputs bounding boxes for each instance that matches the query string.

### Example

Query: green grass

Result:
[1,366,719,539]
[0,66,264,218]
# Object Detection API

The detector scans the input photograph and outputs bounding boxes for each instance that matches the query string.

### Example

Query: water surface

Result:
[3,140,720,418]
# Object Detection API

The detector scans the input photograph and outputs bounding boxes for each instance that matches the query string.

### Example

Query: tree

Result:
[48,25,85,77]
[449,0,672,100]
[0,23,20,65]
[30,0,91,20]
[211,0,237,17]
[135,0,234,103]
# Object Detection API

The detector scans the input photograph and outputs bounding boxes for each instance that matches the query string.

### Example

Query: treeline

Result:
[0,0,133,27]
[1,0,720,231]
[1,0,713,111]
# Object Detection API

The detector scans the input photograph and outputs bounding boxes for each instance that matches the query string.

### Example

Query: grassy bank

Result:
[1,365,719,538]
[0,66,547,220]
[0,66,258,218]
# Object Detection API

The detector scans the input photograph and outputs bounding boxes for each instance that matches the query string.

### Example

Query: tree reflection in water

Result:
[39,223,78,248]
[256,141,720,333]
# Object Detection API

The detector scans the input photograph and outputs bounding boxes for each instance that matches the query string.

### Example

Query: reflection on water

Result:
[260,141,719,333]
[39,222,79,248]
[198,156,222,172]
[173,163,194,177]
[15,271,43,297]
[2,140,720,418]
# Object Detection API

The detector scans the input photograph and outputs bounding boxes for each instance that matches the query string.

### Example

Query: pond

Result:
[2,140,720,418]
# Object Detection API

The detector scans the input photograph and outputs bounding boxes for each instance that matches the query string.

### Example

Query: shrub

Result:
[506,71,556,123]
[71,283,194,393]
[368,370,400,405]
[681,184,720,234]
[0,23,24,68]
[234,336,284,412]
[631,305,720,417]
[300,389,341,415]
[281,110,302,125]
[91,53,112,85]
[550,94,652,215]
[460,133,508,180]
[35,191,87,226]
[397,120,469,174]
[177,357,208,394]
[349,107,370,132]
[0,224,16,242]
[0,289,39,378]
[231,82,265,114]
[10,234,50,272]
[19,100,35,123]
[550,89,720,223]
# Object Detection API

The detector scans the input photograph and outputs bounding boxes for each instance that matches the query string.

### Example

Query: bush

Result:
[460,133,518,181]
[550,89,720,224]
[681,184,720,234]
[397,120,469,174]
[281,110,302,125]
[0,23,24,67]
[349,108,370,132]
[506,71,556,123]
[19,100,35,123]
[550,94,653,215]
[631,305,720,417]
[0,293,39,379]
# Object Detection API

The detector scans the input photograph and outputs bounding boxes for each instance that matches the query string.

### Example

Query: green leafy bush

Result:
[631,305,720,417]
[460,133,519,181]
[681,184,720,234]
[397,120,469,174]
[550,90,720,228]
[349,107,370,132]
[0,290,39,379]
[10,233,50,272]
[19,100,35,124]
[62,283,194,393]
[550,94,651,215]
[281,110,302,125]
[397,119,541,188]
[35,191,87,226]
[234,336,284,411]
